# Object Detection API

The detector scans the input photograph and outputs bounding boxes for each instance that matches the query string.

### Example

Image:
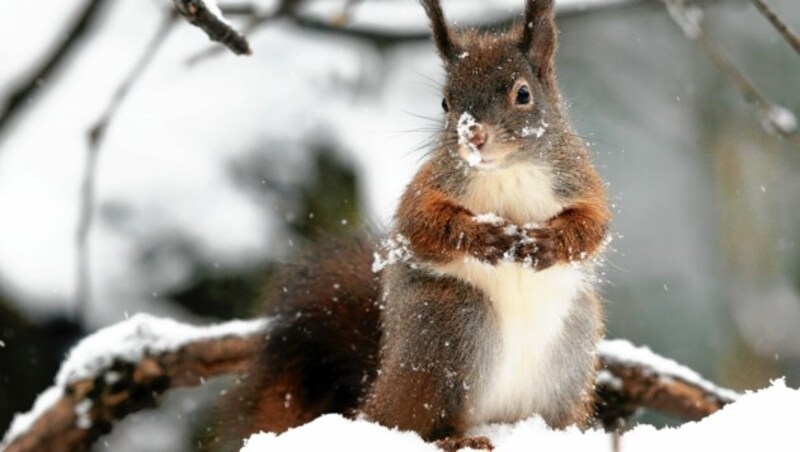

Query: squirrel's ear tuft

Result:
[519,0,557,84]
[420,0,456,61]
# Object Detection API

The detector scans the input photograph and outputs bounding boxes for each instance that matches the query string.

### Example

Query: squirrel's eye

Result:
[516,85,531,105]
[441,98,449,113]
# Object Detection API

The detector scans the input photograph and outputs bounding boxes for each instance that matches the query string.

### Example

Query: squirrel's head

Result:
[421,0,564,170]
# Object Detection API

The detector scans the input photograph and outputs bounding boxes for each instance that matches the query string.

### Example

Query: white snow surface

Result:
[1,314,269,447]
[242,379,798,451]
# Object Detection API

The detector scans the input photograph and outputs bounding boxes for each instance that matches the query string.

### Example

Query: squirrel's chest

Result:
[459,162,563,225]
[441,163,586,423]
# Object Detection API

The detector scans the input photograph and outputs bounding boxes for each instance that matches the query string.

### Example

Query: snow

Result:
[372,234,414,272]
[75,399,93,429]
[241,380,798,452]
[1,314,269,447]
[598,339,740,402]
[521,119,548,138]
[457,112,482,166]
[473,213,506,226]
[764,104,798,134]
[241,414,439,452]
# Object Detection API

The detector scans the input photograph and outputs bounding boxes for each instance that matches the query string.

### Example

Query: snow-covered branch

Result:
[1,314,268,452]
[2,315,739,452]
[595,339,738,427]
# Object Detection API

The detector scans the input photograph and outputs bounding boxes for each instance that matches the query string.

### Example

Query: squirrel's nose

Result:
[469,125,488,149]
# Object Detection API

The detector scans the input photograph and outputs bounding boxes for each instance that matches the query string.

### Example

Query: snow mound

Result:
[241,380,798,451]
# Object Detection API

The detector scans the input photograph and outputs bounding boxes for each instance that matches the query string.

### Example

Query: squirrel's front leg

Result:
[516,201,610,270]
[396,188,519,265]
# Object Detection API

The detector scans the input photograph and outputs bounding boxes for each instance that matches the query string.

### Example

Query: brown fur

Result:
[394,164,525,265]
[214,235,382,446]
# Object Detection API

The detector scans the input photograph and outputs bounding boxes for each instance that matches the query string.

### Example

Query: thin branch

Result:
[74,12,178,322]
[2,316,738,452]
[0,0,109,142]
[173,0,252,55]
[663,0,800,147]
[749,0,800,58]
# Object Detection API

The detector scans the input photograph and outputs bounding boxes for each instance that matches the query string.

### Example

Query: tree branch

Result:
[74,11,178,323]
[0,0,109,142]
[594,339,737,428]
[173,0,252,55]
[183,0,687,65]
[2,316,738,451]
[2,315,268,452]
[749,0,800,58]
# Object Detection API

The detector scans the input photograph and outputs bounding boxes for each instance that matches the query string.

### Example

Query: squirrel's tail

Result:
[209,233,382,448]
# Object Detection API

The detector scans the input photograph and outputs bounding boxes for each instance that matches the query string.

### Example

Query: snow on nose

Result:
[457,112,488,150]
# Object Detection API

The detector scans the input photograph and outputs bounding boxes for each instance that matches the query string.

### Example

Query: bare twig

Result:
[663,0,800,146]
[3,316,739,452]
[0,0,109,142]
[74,12,177,322]
[173,0,252,55]
[750,0,800,58]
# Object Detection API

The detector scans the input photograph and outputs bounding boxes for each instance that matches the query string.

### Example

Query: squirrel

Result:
[214,0,610,450]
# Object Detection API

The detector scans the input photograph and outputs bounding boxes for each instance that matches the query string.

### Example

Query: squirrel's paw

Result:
[434,435,494,452]
[514,227,557,270]
[466,218,519,265]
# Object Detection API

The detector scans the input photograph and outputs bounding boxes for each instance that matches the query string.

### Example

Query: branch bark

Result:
[2,316,738,452]
[750,0,800,58]
[174,0,252,55]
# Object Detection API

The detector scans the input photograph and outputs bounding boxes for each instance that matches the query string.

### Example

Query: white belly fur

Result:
[444,161,588,423]
[436,259,588,424]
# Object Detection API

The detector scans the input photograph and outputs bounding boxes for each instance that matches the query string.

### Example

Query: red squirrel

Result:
[217,0,610,449]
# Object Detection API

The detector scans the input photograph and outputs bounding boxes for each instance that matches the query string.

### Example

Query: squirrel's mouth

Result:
[457,143,516,169]
[455,112,517,169]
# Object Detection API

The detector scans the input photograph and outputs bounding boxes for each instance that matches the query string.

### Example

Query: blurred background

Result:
[1,0,798,449]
